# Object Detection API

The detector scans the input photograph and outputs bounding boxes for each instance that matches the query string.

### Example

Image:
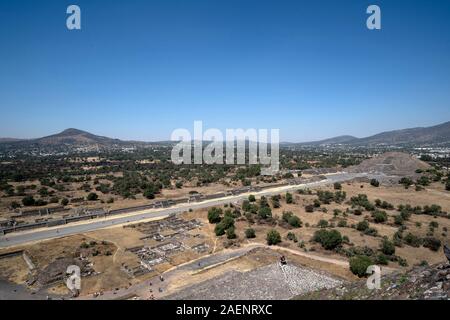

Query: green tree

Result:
[356,220,369,232]
[207,207,222,224]
[288,216,302,228]
[87,192,99,201]
[372,210,387,223]
[248,194,256,202]
[245,228,256,239]
[226,226,237,239]
[380,237,395,255]
[266,229,281,245]
[286,192,293,204]
[370,179,380,187]
[349,255,373,277]
[22,195,35,206]
[313,229,342,250]
[258,206,272,219]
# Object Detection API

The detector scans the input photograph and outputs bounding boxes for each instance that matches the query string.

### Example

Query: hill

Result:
[0,128,151,149]
[297,121,450,146]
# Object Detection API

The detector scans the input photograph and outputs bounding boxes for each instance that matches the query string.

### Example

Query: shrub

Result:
[207,207,222,224]
[372,210,388,223]
[349,255,373,277]
[422,237,441,251]
[59,197,69,206]
[226,227,237,239]
[370,179,380,187]
[266,229,281,245]
[288,216,302,228]
[313,229,342,250]
[286,192,293,204]
[337,219,347,228]
[214,223,226,236]
[245,228,256,238]
[404,233,422,247]
[10,201,20,209]
[22,195,35,206]
[258,206,272,219]
[305,205,314,213]
[399,177,413,188]
[80,242,89,249]
[398,257,408,267]
[356,220,369,232]
[376,254,389,265]
[317,219,329,228]
[87,192,99,201]
[317,191,334,204]
[429,221,439,229]
[394,215,404,226]
[282,211,293,222]
[286,232,297,242]
[380,238,395,255]
[364,227,378,236]
[248,194,256,202]
[350,194,374,211]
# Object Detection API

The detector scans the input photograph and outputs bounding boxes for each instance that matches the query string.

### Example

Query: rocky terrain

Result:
[295,262,450,300]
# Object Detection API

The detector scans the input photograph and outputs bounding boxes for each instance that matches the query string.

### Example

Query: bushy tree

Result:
[317,219,329,228]
[380,237,395,255]
[208,207,222,224]
[372,210,388,223]
[356,220,369,232]
[266,229,281,245]
[422,237,441,251]
[370,179,380,187]
[286,192,293,204]
[245,228,256,238]
[22,195,35,206]
[258,206,272,219]
[349,255,373,277]
[226,227,237,239]
[87,192,99,201]
[248,194,256,202]
[313,229,342,250]
[404,233,422,247]
[288,216,302,228]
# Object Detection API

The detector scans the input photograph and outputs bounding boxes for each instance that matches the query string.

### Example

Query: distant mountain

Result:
[0,138,25,143]
[296,135,358,146]
[1,121,450,151]
[297,121,450,146]
[0,128,152,150]
[34,128,125,146]
[356,121,450,145]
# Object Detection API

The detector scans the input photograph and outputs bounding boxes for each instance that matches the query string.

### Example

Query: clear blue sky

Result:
[1,0,449,142]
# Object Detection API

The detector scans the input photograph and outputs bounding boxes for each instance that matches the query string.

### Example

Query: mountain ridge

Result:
[1,121,450,148]
[295,121,450,146]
